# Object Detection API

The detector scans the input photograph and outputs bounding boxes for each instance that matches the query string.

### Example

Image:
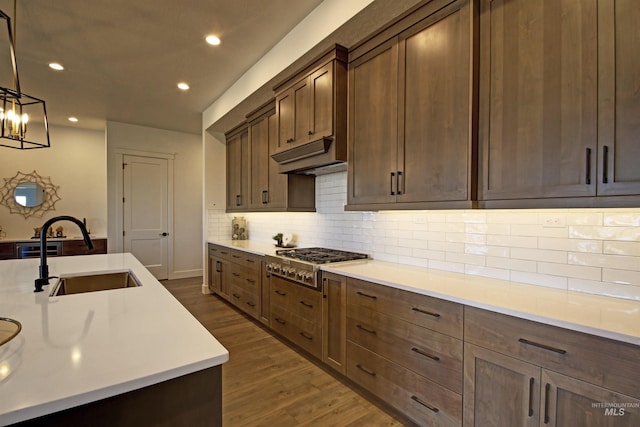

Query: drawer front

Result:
[347,278,463,338]
[271,305,322,359]
[465,306,640,399]
[271,276,321,323]
[209,245,260,271]
[347,304,463,393]
[228,283,259,319]
[228,268,259,295]
[347,341,462,427]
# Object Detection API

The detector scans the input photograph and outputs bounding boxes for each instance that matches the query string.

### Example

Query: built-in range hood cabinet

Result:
[271,45,347,174]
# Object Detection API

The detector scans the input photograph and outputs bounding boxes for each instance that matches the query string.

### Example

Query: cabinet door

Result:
[309,63,333,141]
[463,343,540,427]
[226,129,248,210]
[397,0,471,203]
[291,78,311,147]
[479,0,598,200]
[597,0,640,196]
[348,38,399,206]
[542,370,640,427]
[208,256,222,294]
[248,115,269,209]
[322,272,346,374]
[266,111,287,208]
[275,90,293,151]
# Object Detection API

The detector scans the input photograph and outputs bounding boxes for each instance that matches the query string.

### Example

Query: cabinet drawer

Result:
[228,284,259,319]
[465,306,640,399]
[347,304,463,393]
[271,277,321,324]
[271,305,321,359]
[347,341,461,427]
[228,268,259,295]
[347,278,463,338]
[209,245,260,272]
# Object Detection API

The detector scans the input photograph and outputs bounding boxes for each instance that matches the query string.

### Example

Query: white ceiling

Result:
[0,0,324,134]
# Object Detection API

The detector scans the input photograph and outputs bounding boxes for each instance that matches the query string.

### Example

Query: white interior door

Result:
[123,155,169,279]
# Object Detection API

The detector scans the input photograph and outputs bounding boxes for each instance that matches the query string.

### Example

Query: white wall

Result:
[208,172,640,302]
[0,125,107,239]
[107,121,203,278]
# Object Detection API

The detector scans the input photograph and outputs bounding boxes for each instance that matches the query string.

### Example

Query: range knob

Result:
[272,264,281,274]
[287,268,297,277]
[303,272,314,282]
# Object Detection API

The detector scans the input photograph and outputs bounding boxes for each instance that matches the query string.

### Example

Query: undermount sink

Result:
[50,270,141,296]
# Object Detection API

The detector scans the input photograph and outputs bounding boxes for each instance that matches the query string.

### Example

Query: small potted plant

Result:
[273,233,284,247]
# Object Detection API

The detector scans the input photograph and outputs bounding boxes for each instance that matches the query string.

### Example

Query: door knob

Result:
[159,232,169,236]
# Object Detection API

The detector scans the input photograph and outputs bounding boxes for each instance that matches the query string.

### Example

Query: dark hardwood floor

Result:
[162,277,411,427]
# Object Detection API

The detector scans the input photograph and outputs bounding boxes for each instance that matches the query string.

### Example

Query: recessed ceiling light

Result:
[177,82,190,91]
[49,63,64,71]
[205,35,221,46]
[68,117,78,122]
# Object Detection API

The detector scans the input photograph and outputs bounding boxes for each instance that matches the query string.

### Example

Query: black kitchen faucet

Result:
[34,215,93,292]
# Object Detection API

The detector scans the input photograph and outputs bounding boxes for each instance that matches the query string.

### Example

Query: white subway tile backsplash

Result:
[206,171,640,301]
[537,262,601,281]
[602,268,640,286]
[603,241,640,257]
[510,248,567,263]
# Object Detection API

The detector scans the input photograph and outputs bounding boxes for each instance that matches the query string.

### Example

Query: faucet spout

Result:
[34,216,93,293]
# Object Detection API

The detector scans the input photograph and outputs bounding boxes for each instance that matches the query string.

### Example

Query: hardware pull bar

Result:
[299,300,313,308]
[411,395,439,413]
[356,291,377,299]
[356,364,376,377]
[390,172,396,195]
[356,324,377,335]
[602,145,609,184]
[528,377,535,417]
[544,383,551,424]
[518,338,567,355]
[411,307,441,318]
[411,347,440,361]
[585,148,592,185]
[299,332,313,341]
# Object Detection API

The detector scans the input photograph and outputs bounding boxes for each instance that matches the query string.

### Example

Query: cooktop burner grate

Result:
[275,247,369,264]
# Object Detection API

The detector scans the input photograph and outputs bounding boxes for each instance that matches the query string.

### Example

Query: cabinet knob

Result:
[308,130,314,136]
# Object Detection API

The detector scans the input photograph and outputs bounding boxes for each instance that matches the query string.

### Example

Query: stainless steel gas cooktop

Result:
[266,247,369,289]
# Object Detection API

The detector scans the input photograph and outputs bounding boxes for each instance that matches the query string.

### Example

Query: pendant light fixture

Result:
[0,0,50,149]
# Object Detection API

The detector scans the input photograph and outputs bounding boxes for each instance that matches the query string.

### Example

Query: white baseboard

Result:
[169,269,203,280]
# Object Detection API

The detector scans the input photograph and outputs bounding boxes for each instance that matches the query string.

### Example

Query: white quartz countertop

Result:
[208,240,640,346]
[322,260,640,346]
[0,253,228,426]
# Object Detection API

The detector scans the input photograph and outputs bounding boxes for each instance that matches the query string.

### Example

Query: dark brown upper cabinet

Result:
[272,45,348,173]
[246,101,315,212]
[347,0,476,211]
[225,122,249,212]
[478,0,640,207]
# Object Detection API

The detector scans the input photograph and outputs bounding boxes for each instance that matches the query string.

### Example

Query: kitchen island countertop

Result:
[0,253,228,425]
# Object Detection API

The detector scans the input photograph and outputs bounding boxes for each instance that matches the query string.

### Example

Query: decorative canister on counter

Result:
[232,217,247,240]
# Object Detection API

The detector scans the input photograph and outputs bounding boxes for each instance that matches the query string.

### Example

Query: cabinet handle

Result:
[356,324,376,335]
[232,254,241,258]
[528,377,535,417]
[299,300,313,308]
[410,395,439,413]
[287,138,294,143]
[232,272,240,277]
[275,290,287,296]
[246,301,256,307]
[215,261,222,273]
[356,291,377,300]
[246,259,255,263]
[308,130,314,136]
[518,338,567,355]
[411,347,440,361]
[356,364,376,377]
[246,278,255,284]
[220,251,228,255]
[585,148,592,185]
[544,383,551,424]
[411,307,441,318]
[602,145,609,184]
[397,171,403,195]
[232,293,241,299]
[299,331,313,341]
[236,195,241,206]
[275,317,286,325]
[390,172,396,195]
[262,190,268,204]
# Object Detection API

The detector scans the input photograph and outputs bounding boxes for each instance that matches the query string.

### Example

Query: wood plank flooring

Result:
[162,277,412,427]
